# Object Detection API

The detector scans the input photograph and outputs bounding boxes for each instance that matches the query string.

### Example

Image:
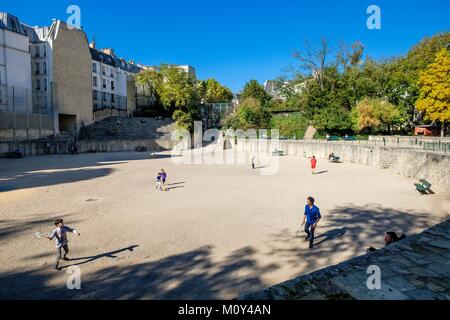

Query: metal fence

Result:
[0,84,55,114]
[93,91,127,111]
[298,137,450,154]
[422,141,450,153]
[0,85,33,113]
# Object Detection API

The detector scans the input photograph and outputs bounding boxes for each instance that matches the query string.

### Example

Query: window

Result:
[102,66,106,75]
[11,20,18,32]
[111,81,115,90]
[93,90,98,100]
[111,69,114,77]
[93,76,98,87]
[111,95,115,103]
[44,79,47,91]
[36,80,41,91]
[43,45,47,57]
[35,46,40,58]
[103,79,107,89]
[43,62,47,74]
[92,63,97,73]
[102,92,107,101]
[35,63,40,75]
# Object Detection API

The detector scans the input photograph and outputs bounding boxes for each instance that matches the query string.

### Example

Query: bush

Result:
[270,113,309,139]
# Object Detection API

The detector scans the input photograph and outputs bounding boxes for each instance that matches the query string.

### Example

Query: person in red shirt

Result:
[310,156,317,175]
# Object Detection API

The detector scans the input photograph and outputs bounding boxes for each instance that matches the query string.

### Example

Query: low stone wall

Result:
[77,139,174,153]
[236,139,450,194]
[0,139,175,157]
[0,129,55,142]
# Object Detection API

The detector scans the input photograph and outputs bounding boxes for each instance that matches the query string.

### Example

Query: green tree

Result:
[241,80,271,105]
[351,98,402,134]
[199,78,233,103]
[416,49,450,136]
[222,98,271,130]
[270,113,309,138]
[313,104,352,134]
[172,109,194,132]
[158,65,199,113]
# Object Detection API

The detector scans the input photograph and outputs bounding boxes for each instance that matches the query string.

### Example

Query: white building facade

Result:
[0,13,32,113]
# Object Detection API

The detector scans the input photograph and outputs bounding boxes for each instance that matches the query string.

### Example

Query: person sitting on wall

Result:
[367,232,406,252]
[328,153,335,161]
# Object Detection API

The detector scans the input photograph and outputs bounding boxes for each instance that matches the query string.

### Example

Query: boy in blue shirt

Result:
[156,169,167,191]
[300,196,321,249]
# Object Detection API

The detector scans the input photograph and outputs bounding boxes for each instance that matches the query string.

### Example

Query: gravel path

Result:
[0,151,448,299]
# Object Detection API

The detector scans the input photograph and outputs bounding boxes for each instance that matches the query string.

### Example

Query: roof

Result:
[90,47,143,73]
[90,48,117,67]
[0,12,28,36]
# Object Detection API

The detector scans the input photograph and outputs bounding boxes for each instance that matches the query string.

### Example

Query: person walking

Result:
[300,196,322,249]
[310,156,317,175]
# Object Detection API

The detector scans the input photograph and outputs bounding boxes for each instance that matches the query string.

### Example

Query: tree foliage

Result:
[222,98,271,130]
[198,78,233,103]
[241,80,271,105]
[351,98,403,134]
[416,48,450,136]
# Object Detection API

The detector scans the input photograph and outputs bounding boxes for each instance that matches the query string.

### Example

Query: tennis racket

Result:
[34,231,50,239]
[294,223,305,237]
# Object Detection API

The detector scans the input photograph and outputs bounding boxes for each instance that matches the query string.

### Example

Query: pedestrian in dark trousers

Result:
[47,218,80,271]
[300,196,322,249]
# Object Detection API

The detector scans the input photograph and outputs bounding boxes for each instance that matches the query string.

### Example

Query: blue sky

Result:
[2,0,450,92]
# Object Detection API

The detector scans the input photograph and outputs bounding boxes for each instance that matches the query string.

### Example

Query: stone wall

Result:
[236,139,450,194]
[0,139,174,156]
[242,219,450,300]
[0,129,54,142]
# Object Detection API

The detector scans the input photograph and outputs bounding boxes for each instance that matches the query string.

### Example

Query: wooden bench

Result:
[415,179,432,194]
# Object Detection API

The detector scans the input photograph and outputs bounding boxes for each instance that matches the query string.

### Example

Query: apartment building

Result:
[0,13,32,113]
[89,44,148,121]
[0,11,197,141]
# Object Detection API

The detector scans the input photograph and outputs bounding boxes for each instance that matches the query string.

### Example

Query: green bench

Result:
[414,179,432,194]
[330,156,341,163]
[272,149,285,156]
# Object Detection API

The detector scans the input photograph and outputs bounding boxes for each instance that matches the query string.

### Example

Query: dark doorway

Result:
[58,114,77,135]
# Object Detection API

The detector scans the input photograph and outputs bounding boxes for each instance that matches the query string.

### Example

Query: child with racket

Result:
[47,218,80,271]
[155,169,167,191]
[310,156,317,175]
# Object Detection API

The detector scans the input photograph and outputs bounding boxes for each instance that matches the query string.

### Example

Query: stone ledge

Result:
[241,219,450,300]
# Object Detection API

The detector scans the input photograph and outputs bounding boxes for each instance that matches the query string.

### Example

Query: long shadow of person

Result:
[61,245,139,269]
[314,228,346,246]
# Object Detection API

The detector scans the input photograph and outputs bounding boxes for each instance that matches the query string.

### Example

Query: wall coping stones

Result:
[241,219,450,300]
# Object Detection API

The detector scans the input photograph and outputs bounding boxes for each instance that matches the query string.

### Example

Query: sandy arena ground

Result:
[0,149,449,299]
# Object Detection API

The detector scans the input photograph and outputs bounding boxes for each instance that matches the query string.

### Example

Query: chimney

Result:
[89,37,96,49]
[102,48,114,56]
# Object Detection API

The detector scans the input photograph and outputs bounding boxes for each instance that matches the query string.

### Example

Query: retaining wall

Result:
[236,139,450,194]
[0,139,175,157]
